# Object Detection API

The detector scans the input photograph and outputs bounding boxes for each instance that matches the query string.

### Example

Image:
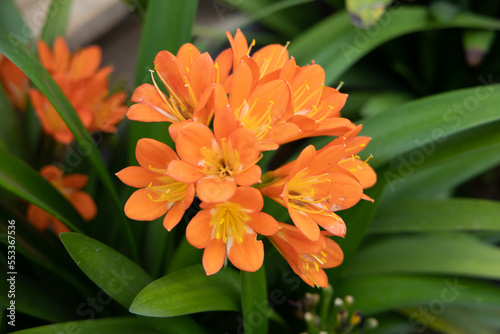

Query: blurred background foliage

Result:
[1,0,500,333]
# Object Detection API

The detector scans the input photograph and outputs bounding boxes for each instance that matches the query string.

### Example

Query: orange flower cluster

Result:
[117,29,376,287]
[27,166,96,234]
[29,37,127,144]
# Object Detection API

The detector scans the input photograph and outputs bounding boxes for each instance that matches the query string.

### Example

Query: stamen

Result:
[247,39,256,55]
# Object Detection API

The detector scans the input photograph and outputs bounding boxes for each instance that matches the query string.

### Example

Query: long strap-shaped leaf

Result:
[361,84,500,169]
[341,233,500,279]
[0,146,85,232]
[336,274,500,315]
[130,265,241,317]
[289,6,500,84]
[370,198,500,233]
[0,30,139,261]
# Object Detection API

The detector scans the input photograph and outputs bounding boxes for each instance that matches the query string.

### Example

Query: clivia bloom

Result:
[167,111,262,203]
[128,44,218,127]
[186,187,279,275]
[269,223,343,288]
[27,165,96,235]
[29,37,127,144]
[260,143,364,241]
[0,54,29,110]
[116,138,194,231]
[322,125,377,192]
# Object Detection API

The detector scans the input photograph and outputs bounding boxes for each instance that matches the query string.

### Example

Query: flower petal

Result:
[67,191,97,221]
[228,186,263,212]
[124,189,168,221]
[227,233,264,272]
[69,45,101,80]
[175,122,215,165]
[136,138,178,171]
[289,209,320,241]
[325,172,363,211]
[163,184,195,231]
[61,174,88,189]
[167,160,204,183]
[27,204,52,231]
[190,53,214,99]
[186,210,213,248]
[247,212,279,236]
[203,238,226,275]
[116,166,162,188]
[308,212,346,238]
[234,165,261,187]
[176,43,201,68]
[196,177,237,203]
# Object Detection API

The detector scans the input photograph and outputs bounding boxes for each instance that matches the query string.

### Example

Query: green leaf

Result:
[40,0,73,45]
[289,7,500,84]
[370,198,500,233]
[400,304,500,334]
[60,232,152,308]
[0,272,74,323]
[241,268,270,334]
[0,77,28,160]
[10,317,160,334]
[0,0,30,43]
[342,233,500,280]
[0,146,85,232]
[378,120,500,201]
[0,30,139,261]
[360,84,500,169]
[130,265,241,317]
[337,274,500,315]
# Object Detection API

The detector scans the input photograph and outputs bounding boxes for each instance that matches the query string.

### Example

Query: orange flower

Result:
[27,166,96,235]
[324,125,377,193]
[167,111,262,203]
[224,29,355,143]
[269,223,343,288]
[260,143,364,241]
[116,138,194,231]
[186,187,279,275]
[0,54,29,110]
[128,44,217,127]
[30,37,126,144]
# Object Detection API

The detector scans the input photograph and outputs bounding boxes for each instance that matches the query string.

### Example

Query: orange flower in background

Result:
[116,138,195,231]
[30,37,127,144]
[0,54,29,110]
[186,187,279,275]
[167,111,262,203]
[128,44,217,126]
[269,223,343,288]
[260,143,363,241]
[27,166,96,235]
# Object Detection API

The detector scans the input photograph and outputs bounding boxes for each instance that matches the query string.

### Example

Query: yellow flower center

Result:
[210,202,250,244]
[146,176,187,203]
[200,138,240,178]
[287,171,332,215]
[150,69,193,122]
[301,250,328,272]
[235,98,274,141]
